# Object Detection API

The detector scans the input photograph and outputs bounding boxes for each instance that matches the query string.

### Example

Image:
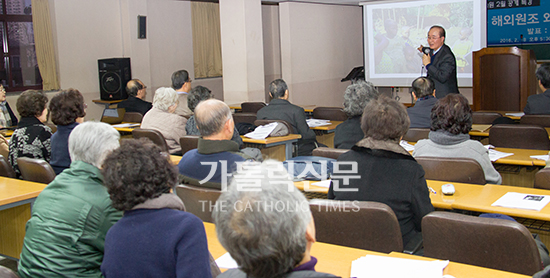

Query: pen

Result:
[428,186,437,194]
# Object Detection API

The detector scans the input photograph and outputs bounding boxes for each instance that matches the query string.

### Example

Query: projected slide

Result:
[363,0,484,87]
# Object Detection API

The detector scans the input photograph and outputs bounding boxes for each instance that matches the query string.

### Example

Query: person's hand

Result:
[417,45,424,53]
[422,54,431,66]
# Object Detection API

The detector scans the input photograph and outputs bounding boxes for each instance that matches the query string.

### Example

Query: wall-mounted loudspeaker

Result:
[98,58,131,100]
[138,15,146,39]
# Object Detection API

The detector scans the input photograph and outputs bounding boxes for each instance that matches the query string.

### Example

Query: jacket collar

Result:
[18,116,44,128]
[69,160,104,182]
[355,137,410,156]
[268,99,291,105]
[198,138,240,154]
[131,193,185,211]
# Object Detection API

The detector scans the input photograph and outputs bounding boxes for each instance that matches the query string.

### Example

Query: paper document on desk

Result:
[400,140,415,152]
[492,192,550,211]
[112,123,140,128]
[306,119,331,127]
[215,253,238,269]
[506,112,525,117]
[351,255,448,278]
[487,149,514,162]
[471,124,492,132]
[244,122,278,139]
[531,155,549,161]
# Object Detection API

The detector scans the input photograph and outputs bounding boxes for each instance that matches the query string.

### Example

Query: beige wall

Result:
[262,5,281,102]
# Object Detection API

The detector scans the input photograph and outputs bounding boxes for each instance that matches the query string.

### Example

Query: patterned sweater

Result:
[8,117,52,178]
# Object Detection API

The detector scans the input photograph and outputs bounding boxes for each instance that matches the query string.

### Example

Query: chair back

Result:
[415,156,486,185]
[122,112,143,123]
[241,102,266,113]
[403,128,430,142]
[46,123,57,134]
[100,108,125,124]
[254,119,295,134]
[520,115,550,127]
[422,211,542,275]
[179,135,200,155]
[312,107,347,121]
[132,128,169,153]
[175,184,222,223]
[0,265,19,278]
[309,199,403,253]
[232,113,257,125]
[0,155,15,178]
[535,167,550,190]
[489,124,550,150]
[472,111,502,124]
[311,147,349,160]
[17,157,56,184]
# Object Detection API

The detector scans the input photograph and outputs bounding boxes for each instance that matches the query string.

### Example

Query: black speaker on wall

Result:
[98,58,131,100]
[138,15,146,39]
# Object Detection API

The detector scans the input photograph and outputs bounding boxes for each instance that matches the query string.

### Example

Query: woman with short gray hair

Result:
[334,80,380,149]
[141,87,187,154]
[213,160,338,278]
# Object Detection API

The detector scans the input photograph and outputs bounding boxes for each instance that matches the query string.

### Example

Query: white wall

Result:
[262,5,281,101]
[279,3,363,107]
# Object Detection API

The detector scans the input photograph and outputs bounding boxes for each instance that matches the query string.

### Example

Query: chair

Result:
[520,115,550,127]
[132,128,169,153]
[254,119,295,134]
[472,111,502,124]
[311,147,348,159]
[415,156,487,185]
[179,135,200,155]
[489,124,550,150]
[240,102,266,113]
[422,211,542,275]
[402,128,430,142]
[17,157,56,184]
[309,199,403,253]
[312,107,347,121]
[232,113,257,125]
[175,184,222,223]
[122,112,143,123]
[534,167,550,190]
[100,108,125,124]
[0,155,15,178]
[45,123,57,134]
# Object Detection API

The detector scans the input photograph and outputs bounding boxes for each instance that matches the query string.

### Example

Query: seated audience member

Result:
[18,122,122,278]
[407,77,437,128]
[413,94,502,184]
[141,87,187,154]
[49,89,86,174]
[101,139,211,277]
[0,84,17,127]
[334,80,380,149]
[117,79,153,115]
[213,160,338,278]
[524,63,550,115]
[178,99,252,189]
[8,90,52,177]
[186,85,243,147]
[328,96,434,247]
[257,79,319,156]
[171,69,194,117]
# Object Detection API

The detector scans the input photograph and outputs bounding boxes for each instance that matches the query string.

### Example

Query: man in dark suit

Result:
[407,77,437,128]
[117,79,153,116]
[524,63,550,115]
[421,25,459,99]
[256,79,319,156]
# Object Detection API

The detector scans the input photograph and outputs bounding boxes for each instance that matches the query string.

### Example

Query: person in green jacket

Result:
[18,121,123,278]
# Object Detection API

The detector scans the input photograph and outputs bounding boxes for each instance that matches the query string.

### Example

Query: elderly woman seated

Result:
[213,160,338,278]
[141,87,187,154]
[334,80,381,149]
[18,122,122,278]
[328,96,434,247]
[413,94,502,184]
[101,139,212,277]
[49,89,86,174]
[8,90,52,177]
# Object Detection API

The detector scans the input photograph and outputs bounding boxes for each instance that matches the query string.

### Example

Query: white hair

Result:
[152,87,178,111]
[68,121,120,168]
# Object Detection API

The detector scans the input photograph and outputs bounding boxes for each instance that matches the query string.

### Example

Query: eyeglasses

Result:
[427,36,441,40]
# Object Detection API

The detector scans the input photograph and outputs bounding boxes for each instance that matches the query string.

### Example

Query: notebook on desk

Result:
[100,108,125,124]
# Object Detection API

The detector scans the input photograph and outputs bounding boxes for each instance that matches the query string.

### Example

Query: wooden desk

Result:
[310,121,342,148]
[112,123,140,133]
[204,222,529,277]
[0,177,47,259]
[242,134,301,161]
[470,124,550,139]
[92,99,124,109]
[228,103,317,113]
[170,155,182,165]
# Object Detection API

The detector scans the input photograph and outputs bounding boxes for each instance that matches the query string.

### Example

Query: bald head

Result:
[126,79,146,99]
[195,99,233,138]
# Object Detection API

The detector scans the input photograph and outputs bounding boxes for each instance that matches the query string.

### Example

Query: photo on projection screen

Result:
[363,0,484,87]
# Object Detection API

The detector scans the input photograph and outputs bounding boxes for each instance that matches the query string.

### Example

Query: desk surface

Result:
[241,134,301,144]
[0,177,47,207]
[203,222,529,277]
[228,103,319,113]
[310,121,342,131]
[492,147,548,166]
[470,124,550,138]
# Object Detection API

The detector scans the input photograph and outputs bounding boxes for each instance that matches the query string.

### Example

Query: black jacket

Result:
[524,89,550,115]
[407,96,437,128]
[334,116,363,149]
[117,96,153,116]
[427,44,459,98]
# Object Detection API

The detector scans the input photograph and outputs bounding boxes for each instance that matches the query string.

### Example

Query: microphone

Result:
[422,46,433,55]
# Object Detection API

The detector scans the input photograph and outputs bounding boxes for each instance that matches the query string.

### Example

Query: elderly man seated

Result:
[213,160,338,278]
[178,99,252,189]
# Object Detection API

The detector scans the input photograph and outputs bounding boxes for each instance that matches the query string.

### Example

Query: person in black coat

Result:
[420,25,459,99]
[524,63,550,115]
[328,96,434,247]
[334,80,380,149]
[0,85,17,127]
[117,79,153,116]
[407,77,437,128]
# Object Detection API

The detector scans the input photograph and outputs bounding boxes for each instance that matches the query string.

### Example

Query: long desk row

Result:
[204,222,530,277]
